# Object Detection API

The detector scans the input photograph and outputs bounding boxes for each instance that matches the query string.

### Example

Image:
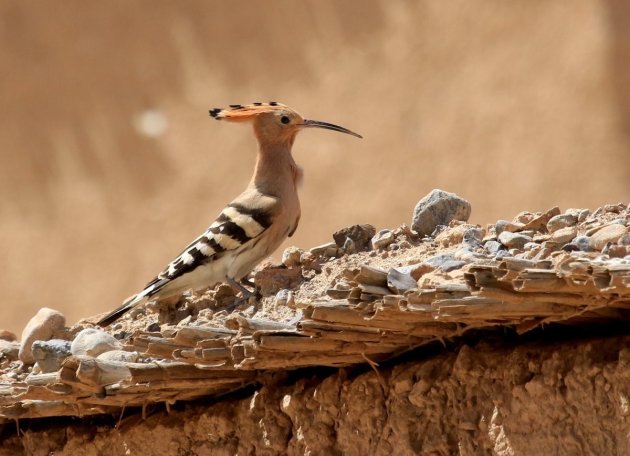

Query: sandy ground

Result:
[2,1,630,339]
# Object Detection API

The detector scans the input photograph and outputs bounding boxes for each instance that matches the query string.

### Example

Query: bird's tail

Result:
[96,290,149,327]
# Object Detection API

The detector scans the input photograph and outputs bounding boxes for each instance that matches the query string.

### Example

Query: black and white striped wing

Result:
[144,203,273,294]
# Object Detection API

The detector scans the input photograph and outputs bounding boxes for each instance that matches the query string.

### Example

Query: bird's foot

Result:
[226,277,259,312]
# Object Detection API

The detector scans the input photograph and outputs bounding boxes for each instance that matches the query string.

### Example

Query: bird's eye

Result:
[281,116,290,124]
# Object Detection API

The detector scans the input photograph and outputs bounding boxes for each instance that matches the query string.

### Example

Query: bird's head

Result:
[209,102,362,147]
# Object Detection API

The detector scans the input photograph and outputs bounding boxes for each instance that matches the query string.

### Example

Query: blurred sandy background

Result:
[1,1,629,334]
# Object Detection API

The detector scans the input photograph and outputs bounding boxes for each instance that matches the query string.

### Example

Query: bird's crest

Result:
[209,102,289,122]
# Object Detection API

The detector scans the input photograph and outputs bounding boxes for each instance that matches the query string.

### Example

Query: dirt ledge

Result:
[3,333,629,456]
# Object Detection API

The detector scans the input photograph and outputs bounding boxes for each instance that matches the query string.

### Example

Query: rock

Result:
[387,268,418,294]
[589,224,628,251]
[411,189,471,237]
[354,265,388,287]
[573,235,591,252]
[282,247,304,268]
[520,206,561,232]
[409,263,435,280]
[31,339,71,373]
[0,339,19,361]
[70,328,122,358]
[514,211,536,224]
[342,238,356,254]
[607,245,630,258]
[435,224,477,247]
[424,254,467,272]
[146,322,161,333]
[617,233,630,246]
[274,289,294,307]
[0,330,17,342]
[494,250,512,259]
[254,266,303,296]
[19,308,66,364]
[484,240,504,255]
[498,231,532,249]
[97,350,140,363]
[371,229,395,250]
[333,224,375,252]
[550,226,578,244]
[547,214,578,233]
[462,227,485,246]
[309,242,339,257]
[495,220,524,235]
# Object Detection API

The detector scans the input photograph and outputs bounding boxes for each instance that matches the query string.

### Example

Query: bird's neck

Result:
[250,142,302,197]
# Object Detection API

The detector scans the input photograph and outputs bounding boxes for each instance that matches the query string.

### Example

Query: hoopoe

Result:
[97,102,361,327]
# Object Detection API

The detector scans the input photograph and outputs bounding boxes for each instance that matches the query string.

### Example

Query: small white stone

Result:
[19,308,66,364]
[371,229,395,250]
[71,328,122,358]
[97,350,140,363]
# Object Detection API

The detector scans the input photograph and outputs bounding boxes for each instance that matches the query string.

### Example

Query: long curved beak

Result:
[300,119,362,138]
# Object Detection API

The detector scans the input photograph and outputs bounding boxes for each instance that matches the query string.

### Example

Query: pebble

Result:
[387,268,418,294]
[550,226,578,244]
[411,189,471,237]
[547,214,578,233]
[146,322,161,333]
[97,350,140,363]
[342,238,356,254]
[31,339,72,373]
[589,224,628,251]
[498,231,532,250]
[495,220,524,235]
[309,242,338,257]
[424,254,466,272]
[484,240,504,255]
[0,339,19,362]
[494,250,512,259]
[409,263,435,280]
[274,289,293,307]
[618,234,630,246]
[332,224,375,252]
[371,229,395,250]
[573,235,591,252]
[281,247,303,267]
[19,308,66,364]
[70,328,122,358]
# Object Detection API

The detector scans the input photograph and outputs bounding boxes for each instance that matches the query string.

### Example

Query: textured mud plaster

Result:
[4,336,630,456]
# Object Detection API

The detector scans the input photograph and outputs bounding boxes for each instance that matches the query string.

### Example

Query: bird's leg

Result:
[226,276,259,312]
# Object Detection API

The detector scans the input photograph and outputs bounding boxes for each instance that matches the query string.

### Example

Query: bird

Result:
[97,102,361,327]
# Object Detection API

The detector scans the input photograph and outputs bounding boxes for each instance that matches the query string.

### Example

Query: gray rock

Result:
[440,260,467,272]
[462,227,485,247]
[411,189,471,236]
[387,268,418,294]
[342,238,356,254]
[494,250,513,260]
[0,339,19,361]
[71,328,122,358]
[333,224,376,252]
[619,234,630,246]
[19,308,66,364]
[425,254,466,272]
[484,240,504,255]
[31,339,71,373]
[371,229,395,250]
[547,214,578,233]
[498,231,532,250]
[573,235,591,252]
